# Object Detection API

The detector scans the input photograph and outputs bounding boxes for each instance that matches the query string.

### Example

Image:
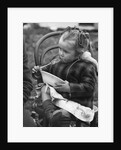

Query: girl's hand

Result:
[41,85,51,102]
[32,66,40,74]
[32,66,42,79]
[54,80,70,93]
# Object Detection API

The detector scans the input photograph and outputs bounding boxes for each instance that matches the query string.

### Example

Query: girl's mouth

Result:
[60,58,64,62]
[59,56,71,63]
[59,56,64,60]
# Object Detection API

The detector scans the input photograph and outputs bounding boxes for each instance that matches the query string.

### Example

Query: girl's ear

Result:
[78,31,90,49]
[78,32,88,49]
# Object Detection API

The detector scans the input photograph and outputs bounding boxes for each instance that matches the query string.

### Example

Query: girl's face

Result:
[59,42,78,63]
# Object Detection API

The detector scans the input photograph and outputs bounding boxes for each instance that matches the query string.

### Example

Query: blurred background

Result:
[23,22,98,106]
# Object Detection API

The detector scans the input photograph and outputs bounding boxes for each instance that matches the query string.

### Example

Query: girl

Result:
[32,27,98,127]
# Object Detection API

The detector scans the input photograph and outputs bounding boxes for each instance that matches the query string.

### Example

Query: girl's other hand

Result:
[54,80,70,93]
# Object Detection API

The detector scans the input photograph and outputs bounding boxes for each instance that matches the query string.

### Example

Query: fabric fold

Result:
[45,84,98,123]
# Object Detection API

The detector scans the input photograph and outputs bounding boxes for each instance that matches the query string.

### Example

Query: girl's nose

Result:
[59,49,64,57]
[61,53,64,57]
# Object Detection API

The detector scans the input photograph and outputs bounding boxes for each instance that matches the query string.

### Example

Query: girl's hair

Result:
[59,26,93,55]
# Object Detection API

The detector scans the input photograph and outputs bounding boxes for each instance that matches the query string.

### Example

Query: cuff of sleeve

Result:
[69,83,77,93]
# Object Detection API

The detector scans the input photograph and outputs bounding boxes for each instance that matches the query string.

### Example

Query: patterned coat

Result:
[37,58,98,109]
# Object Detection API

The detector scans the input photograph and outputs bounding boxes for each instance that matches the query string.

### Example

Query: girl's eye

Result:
[63,49,68,53]
[65,51,69,54]
[59,48,68,54]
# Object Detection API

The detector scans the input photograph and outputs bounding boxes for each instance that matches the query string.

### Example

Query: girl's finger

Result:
[32,69,37,73]
[54,86,60,89]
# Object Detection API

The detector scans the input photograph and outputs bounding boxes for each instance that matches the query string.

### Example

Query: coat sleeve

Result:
[69,63,97,99]
[23,44,33,103]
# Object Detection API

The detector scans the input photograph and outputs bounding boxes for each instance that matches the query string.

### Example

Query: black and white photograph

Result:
[8,8,113,142]
[23,23,98,127]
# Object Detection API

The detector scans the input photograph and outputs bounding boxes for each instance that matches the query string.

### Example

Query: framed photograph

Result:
[8,8,113,143]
